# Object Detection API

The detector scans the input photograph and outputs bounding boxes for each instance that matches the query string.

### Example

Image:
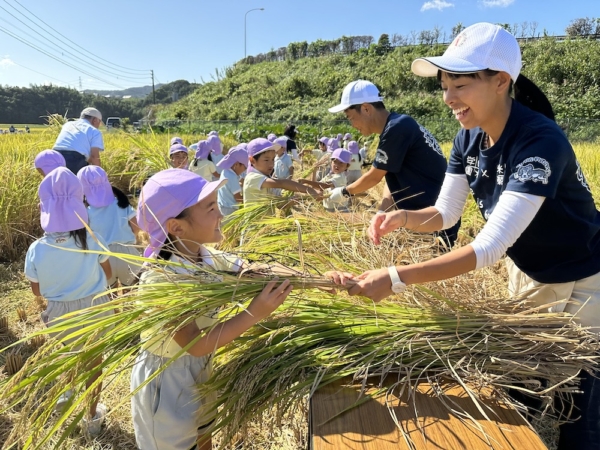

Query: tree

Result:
[566,17,597,37]
[376,34,393,55]
[451,22,464,39]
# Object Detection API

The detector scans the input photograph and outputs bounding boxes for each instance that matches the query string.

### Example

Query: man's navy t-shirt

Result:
[447,100,600,283]
[373,113,447,210]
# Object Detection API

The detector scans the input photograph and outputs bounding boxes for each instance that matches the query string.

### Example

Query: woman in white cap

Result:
[332,22,600,448]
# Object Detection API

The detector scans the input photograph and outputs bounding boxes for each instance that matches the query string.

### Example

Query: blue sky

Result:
[0,0,595,92]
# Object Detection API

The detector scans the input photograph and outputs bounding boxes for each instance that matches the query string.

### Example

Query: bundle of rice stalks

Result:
[0,316,8,333]
[203,295,600,447]
[34,296,47,312]
[0,254,341,449]
[16,306,27,322]
[4,350,24,376]
[28,334,46,350]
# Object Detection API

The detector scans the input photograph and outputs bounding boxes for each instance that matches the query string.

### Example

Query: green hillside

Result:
[158,37,600,129]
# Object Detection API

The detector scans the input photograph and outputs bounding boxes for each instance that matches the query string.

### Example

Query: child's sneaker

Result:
[82,403,107,437]
[54,389,73,412]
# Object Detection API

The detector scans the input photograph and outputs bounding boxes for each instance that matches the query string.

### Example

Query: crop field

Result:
[0,130,599,449]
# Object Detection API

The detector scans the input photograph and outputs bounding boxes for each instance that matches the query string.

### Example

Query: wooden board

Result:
[310,379,547,450]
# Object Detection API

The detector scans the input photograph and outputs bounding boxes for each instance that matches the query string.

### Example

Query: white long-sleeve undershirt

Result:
[434,173,545,269]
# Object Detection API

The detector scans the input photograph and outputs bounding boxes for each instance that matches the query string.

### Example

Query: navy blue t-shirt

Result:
[373,113,447,210]
[448,101,600,283]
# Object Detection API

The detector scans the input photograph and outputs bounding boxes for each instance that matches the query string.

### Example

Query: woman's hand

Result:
[347,268,393,302]
[368,210,408,245]
[324,270,356,286]
[247,278,293,322]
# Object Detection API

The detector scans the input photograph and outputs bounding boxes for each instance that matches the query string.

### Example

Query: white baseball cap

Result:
[328,80,384,113]
[411,22,522,83]
[80,107,102,121]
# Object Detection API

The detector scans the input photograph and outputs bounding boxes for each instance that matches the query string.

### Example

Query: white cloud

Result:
[421,0,454,11]
[0,57,15,68]
[481,0,515,7]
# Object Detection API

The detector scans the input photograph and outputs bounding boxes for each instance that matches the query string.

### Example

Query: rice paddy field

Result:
[1,128,600,449]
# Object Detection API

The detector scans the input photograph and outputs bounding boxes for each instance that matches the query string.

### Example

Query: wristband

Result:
[342,187,351,198]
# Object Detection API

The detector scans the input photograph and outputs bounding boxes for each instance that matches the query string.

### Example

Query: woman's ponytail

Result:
[514,74,555,122]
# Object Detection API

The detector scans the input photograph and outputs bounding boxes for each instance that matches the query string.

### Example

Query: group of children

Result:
[24,127,360,447]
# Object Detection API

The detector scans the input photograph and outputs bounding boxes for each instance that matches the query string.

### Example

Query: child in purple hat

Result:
[216,146,248,216]
[190,140,219,181]
[170,136,183,146]
[77,166,141,290]
[24,167,112,435]
[34,149,66,176]
[243,138,320,212]
[207,134,225,174]
[169,143,189,169]
[272,136,294,196]
[346,141,363,184]
[342,132,353,149]
[301,148,351,212]
[131,168,293,450]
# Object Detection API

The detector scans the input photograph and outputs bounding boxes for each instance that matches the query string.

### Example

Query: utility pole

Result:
[151,70,156,104]
[79,76,82,91]
[244,8,265,59]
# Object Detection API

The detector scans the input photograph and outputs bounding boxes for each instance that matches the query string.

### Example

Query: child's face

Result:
[331,159,349,174]
[177,191,224,245]
[251,150,276,175]
[275,146,285,157]
[170,151,188,169]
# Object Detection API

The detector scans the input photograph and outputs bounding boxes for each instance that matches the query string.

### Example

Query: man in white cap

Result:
[53,107,104,174]
[328,80,460,247]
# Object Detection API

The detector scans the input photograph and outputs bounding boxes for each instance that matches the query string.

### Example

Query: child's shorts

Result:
[131,349,216,450]
[107,242,142,287]
[41,294,113,347]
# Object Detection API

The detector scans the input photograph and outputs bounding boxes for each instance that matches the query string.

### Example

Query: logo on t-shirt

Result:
[514,157,551,185]
[576,160,591,193]
[54,237,67,244]
[375,149,389,164]
[419,126,443,156]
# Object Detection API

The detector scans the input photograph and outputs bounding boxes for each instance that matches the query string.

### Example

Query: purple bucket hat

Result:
[336,133,343,140]
[77,165,114,208]
[318,137,329,145]
[216,147,249,170]
[267,133,277,142]
[34,149,66,175]
[169,143,189,156]
[331,148,352,164]
[343,133,352,140]
[273,137,288,150]
[208,130,218,137]
[347,140,359,155]
[137,169,226,257]
[170,136,183,146]
[195,140,212,160]
[247,138,276,158]
[39,167,88,233]
[207,135,221,154]
[328,138,340,152]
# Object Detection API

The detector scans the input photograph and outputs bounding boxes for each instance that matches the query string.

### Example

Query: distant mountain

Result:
[82,84,164,98]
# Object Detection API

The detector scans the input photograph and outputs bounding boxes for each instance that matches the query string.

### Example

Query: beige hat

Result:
[80,107,102,121]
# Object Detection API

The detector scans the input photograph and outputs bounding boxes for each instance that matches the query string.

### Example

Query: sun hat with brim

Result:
[137,169,226,257]
[328,80,384,113]
[77,166,114,208]
[207,135,221,154]
[216,147,249,170]
[170,136,183,146]
[169,143,189,156]
[273,137,288,150]
[195,140,212,160]
[411,22,521,83]
[267,133,277,142]
[319,137,329,145]
[327,138,340,152]
[248,138,276,158]
[208,130,218,137]
[331,148,352,164]
[39,167,88,233]
[347,141,359,155]
[80,107,102,120]
[34,149,66,175]
[343,133,352,140]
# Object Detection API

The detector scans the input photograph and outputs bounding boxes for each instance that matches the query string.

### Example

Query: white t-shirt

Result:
[348,154,361,171]
[53,119,104,159]
[190,159,217,181]
[322,173,348,210]
[24,231,109,301]
[218,168,242,215]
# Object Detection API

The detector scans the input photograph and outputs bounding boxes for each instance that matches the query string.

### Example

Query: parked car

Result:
[106,117,121,130]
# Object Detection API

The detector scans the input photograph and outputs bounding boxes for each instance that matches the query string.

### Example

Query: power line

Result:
[10,0,151,74]
[0,25,126,89]
[0,3,150,82]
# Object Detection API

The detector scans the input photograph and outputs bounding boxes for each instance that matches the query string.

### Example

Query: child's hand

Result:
[247,278,293,322]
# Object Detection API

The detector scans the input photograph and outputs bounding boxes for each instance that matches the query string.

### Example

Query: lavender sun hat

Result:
[39,167,88,233]
[347,141,359,155]
[137,169,226,257]
[169,143,189,156]
[195,140,212,160]
[328,138,340,152]
[318,137,329,145]
[273,137,288,150]
[77,166,114,207]
[216,147,249,170]
[207,135,222,154]
[267,133,277,142]
[343,133,352,140]
[331,148,352,164]
[208,130,219,137]
[170,136,183,146]
[34,149,66,175]
[247,138,276,158]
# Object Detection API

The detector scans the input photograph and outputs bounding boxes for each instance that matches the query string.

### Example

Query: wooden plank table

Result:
[310,379,547,450]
